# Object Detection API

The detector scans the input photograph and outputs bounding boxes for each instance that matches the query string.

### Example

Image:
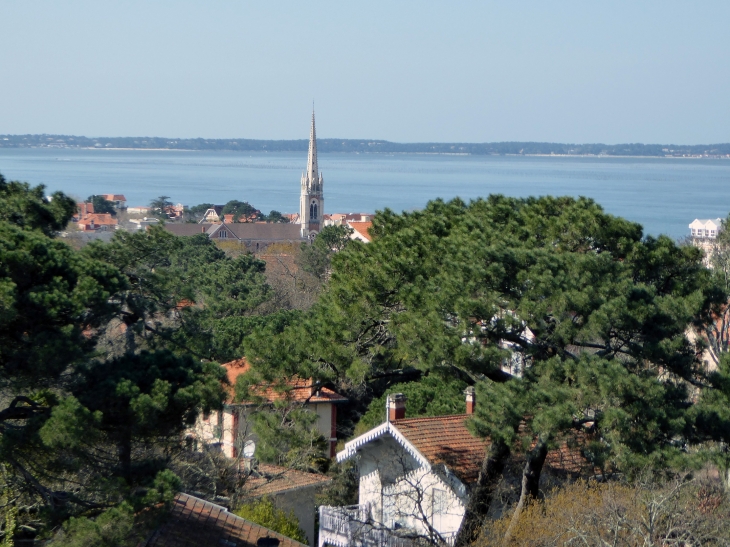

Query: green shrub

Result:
[235,497,306,543]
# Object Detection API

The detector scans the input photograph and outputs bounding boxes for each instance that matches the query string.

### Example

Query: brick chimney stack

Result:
[465,386,476,415]
[387,393,407,422]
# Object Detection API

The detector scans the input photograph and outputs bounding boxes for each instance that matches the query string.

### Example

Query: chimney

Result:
[465,386,476,415]
[309,379,321,398]
[386,393,407,422]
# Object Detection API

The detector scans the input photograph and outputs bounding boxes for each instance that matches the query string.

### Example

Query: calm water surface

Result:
[1,148,729,239]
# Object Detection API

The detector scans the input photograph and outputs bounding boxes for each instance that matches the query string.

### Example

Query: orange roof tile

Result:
[141,492,307,547]
[223,358,348,405]
[348,221,373,241]
[391,415,587,484]
[82,213,118,225]
[392,415,487,483]
[242,463,332,497]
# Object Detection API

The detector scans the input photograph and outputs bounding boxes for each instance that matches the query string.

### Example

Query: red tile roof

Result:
[80,213,118,226]
[242,463,332,497]
[223,358,348,405]
[391,415,588,484]
[141,492,307,547]
[76,202,94,216]
[347,221,373,241]
[391,415,487,483]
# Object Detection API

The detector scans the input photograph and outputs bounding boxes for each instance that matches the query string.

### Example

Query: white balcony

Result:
[319,505,457,547]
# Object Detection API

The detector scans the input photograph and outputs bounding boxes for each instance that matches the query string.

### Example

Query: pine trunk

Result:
[118,431,133,483]
[503,437,549,543]
[454,439,510,547]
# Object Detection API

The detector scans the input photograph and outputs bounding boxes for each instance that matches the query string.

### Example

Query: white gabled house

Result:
[319,390,587,547]
[689,218,723,239]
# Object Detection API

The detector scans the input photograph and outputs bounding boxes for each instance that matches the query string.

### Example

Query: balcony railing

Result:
[319,505,457,547]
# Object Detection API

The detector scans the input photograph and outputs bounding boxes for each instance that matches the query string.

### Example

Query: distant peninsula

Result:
[1,134,729,158]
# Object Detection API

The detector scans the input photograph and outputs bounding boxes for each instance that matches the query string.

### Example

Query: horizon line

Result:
[2,133,730,148]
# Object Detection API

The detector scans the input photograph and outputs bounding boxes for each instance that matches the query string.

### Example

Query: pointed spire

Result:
[305,108,318,187]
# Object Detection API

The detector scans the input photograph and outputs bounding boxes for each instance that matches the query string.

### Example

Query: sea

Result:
[1,147,729,240]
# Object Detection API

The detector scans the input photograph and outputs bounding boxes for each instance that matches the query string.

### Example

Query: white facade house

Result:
[319,391,586,547]
[689,218,723,239]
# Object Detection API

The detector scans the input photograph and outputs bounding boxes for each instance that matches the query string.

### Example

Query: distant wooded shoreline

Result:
[2,134,729,158]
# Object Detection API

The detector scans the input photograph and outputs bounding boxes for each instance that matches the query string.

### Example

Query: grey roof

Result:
[164,222,304,241]
[164,224,211,236]
[227,223,303,240]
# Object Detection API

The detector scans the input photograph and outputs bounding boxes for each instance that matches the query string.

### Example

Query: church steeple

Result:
[300,108,324,238]
[305,109,318,187]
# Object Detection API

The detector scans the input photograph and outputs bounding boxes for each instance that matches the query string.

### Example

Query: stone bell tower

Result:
[299,109,324,238]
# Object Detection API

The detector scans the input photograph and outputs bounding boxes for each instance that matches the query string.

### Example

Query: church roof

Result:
[163,222,304,241]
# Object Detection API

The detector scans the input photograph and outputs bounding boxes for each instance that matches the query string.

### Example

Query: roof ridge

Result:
[392,413,468,424]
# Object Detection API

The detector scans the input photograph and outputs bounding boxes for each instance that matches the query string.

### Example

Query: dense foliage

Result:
[5,172,730,543]
[0,175,272,544]
[221,200,259,221]
[234,497,306,543]
[244,195,728,543]
[82,227,272,361]
[86,195,116,215]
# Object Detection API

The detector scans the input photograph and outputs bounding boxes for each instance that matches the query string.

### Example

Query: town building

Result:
[689,218,725,267]
[127,205,151,216]
[323,213,372,227]
[192,358,347,460]
[163,111,325,247]
[689,218,723,239]
[129,217,160,230]
[199,206,224,223]
[74,201,119,231]
[97,194,127,210]
[319,391,588,547]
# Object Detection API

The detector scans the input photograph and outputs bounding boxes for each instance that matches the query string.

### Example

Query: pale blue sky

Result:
[1,1,728,143]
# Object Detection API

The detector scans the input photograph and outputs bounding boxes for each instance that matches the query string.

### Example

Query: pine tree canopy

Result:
[248,195,725,473]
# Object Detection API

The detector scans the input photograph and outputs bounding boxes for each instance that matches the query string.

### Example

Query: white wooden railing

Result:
[319,505,457,547]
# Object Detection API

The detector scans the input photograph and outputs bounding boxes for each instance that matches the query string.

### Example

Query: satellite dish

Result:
[243,440,256,458]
